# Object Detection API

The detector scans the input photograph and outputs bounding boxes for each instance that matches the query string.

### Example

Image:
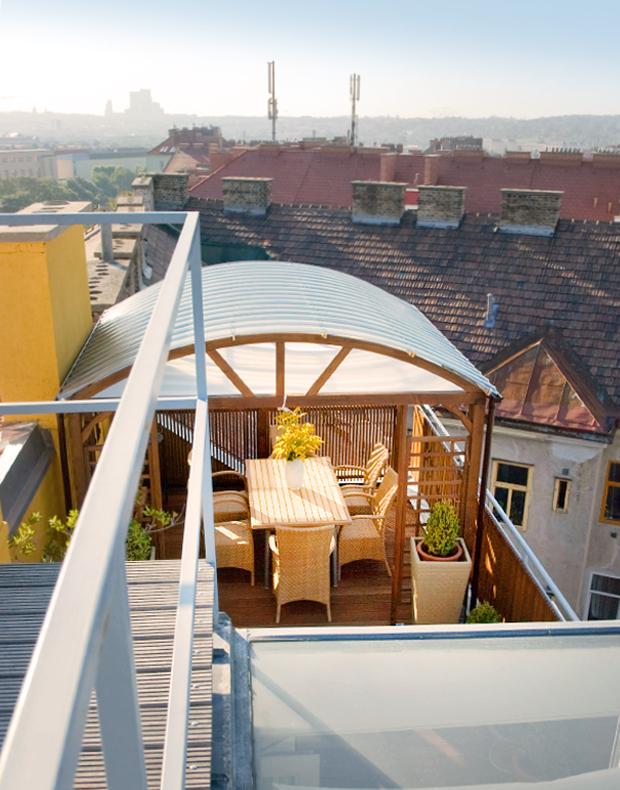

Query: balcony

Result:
[1,209,613,790]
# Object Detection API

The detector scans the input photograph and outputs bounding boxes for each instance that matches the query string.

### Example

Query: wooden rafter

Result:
[207,349,254,398]
[305,347,351,396]
[444,405,473,433]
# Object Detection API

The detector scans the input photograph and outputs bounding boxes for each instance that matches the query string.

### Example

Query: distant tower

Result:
[350,74,360,147]
[104,99,113,117]
[267,61,278,143]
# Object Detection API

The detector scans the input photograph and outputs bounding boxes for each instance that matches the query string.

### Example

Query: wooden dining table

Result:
[246,457,352,587]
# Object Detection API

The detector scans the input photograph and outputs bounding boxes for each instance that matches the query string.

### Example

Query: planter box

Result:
[410,537,472,625]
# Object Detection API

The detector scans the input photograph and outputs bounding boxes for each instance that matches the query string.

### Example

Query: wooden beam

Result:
[81,411,113,444]
[207,349,254,398]
[462,400,486,552]
[205,391,484,412]
[390,404,410,624]
[257,409,271,458]
[276,342,285,399]
[305,347,351,396]
[444,405,473,433]
[67,413,88,508]
[73,332,485,400]
[471,397,496,608]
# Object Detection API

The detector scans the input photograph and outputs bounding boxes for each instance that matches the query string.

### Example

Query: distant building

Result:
[0,148,55,179]
[146,126,228,176]
[125,89,164,118]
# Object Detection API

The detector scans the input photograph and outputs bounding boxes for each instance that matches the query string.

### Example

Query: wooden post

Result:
[463,399,485,551]
[67,413,88,507]
[390,404,410,624]
[471,397,496,608]
[256,409,271,458]
[148,420,163,510]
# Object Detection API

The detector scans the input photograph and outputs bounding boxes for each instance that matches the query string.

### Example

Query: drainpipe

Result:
[471,396,496,607]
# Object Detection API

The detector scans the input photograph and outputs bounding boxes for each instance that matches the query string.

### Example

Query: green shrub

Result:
[125,519,153,561]
[466,601,503,623]
[422,500,460,557]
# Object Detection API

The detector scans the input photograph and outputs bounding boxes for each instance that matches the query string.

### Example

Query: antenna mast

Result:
[350,73,360,147]
[267,61,278,143]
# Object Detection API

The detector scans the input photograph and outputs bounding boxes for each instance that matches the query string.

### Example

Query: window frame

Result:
[491,459,533,531]
[587,571,620,620]
[552,477,571,513]
[600,460,620,526]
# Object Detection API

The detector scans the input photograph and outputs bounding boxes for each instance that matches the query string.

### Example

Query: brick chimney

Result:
[351,181,407,225]
[423,155,440,185]
[417,186,467,229]
[222,177,272,215]
[499,189,563,236]
[153,173,189,210]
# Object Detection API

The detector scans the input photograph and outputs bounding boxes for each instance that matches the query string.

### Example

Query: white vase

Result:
[285,458,305,490]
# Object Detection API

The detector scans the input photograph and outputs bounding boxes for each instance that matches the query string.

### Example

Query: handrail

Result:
[418,405,579,623]
[0,211,215,790]
[484,490,579,622]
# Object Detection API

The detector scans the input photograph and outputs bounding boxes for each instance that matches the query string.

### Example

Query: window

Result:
[553,478,571,512]
[588,573,620,620]
[492,460,532,529]
[601,461,620,524]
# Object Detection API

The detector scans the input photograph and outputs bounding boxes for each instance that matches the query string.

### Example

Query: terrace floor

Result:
[160,489,417,627]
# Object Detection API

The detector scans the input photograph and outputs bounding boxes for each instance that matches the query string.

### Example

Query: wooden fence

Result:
[475,508,559,622]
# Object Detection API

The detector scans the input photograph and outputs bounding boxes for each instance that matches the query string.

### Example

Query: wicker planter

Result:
[410,537,472,624]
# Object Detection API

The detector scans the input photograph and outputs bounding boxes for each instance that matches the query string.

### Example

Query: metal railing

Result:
[419,405,579,622]
[0,211,215,789]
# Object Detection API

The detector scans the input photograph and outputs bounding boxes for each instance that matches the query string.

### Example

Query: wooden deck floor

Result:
[0,560,215,790]
[161,489,418,628]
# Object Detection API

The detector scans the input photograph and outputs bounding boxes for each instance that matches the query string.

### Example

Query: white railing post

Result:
[96,555,148,790]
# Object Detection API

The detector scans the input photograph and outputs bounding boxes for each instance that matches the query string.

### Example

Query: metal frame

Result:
[0,211,214,790]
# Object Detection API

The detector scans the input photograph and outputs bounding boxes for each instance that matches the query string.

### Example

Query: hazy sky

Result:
[0,0,619,119]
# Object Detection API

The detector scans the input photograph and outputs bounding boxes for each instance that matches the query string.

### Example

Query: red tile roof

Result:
[422,154,620,222]
[190,148,390,207]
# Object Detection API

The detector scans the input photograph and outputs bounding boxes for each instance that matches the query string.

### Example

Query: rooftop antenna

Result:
[350,73,360,147]
[267,61,278,143]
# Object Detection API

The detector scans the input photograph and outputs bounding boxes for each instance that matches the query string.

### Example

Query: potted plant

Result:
[466,600,502,623]
[272,407,323,490]
[410,499,472,624]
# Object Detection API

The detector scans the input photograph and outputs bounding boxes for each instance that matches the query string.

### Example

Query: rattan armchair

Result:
[334,443,389,515]
[338,466,398,578]
[213,491,254,585]
[268,524,336,623]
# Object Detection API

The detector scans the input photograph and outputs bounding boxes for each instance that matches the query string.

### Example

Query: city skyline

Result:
[0,0,619,120]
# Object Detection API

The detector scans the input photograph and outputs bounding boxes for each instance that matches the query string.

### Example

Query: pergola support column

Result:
[390,404,410,624]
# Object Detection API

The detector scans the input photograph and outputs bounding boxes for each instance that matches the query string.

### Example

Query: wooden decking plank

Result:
[0,559,214,789]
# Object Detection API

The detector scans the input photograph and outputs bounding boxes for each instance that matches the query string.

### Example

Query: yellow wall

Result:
[0,223,92,535]
[0,226,92,407]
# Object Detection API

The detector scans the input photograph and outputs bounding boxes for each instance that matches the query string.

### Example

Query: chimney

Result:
[132,174,154,211]
[222,177,272,215]
[351,181,407,225]
[417,186,467,229]
[153,173,189,210]
[423,155,440,185]
[379,153,397,183]
[499,189,563,236]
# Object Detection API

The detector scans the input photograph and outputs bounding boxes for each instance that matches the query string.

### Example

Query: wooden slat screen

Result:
[476,508,559,622]
[156,405,397,491]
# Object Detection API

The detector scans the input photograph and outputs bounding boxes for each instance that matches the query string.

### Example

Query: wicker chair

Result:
[334,443,389,515]
[213,491,254,585]
[212,474,248,522]
[268,524,336,623]
[338,466,398,578]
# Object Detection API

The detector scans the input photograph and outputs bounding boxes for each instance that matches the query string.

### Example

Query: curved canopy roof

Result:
[58,261,498,400]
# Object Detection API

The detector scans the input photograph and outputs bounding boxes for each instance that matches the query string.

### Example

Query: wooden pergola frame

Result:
[65,332,495,624]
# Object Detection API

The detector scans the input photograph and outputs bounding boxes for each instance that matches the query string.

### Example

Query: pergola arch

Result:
[60,261,498,623]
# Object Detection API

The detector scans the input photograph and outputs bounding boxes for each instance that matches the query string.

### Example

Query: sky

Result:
[0,0,619,119]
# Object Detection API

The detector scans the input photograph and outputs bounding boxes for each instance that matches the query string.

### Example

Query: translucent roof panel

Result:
[59,261,497,399]
[95,344,464,399]
[248,625,620,790]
